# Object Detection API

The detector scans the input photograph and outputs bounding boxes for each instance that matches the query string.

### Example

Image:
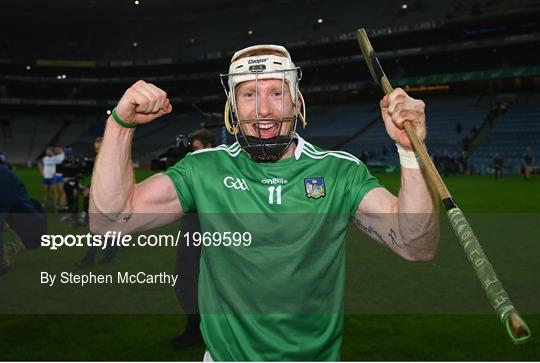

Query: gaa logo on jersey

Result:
[304,177,326,199]
[223,176,250,191]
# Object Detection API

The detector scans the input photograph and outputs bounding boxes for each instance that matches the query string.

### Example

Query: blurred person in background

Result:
[39,146,64,209]
[74,137,119,268]
[521,146,535,179]
[171,129,215,349]
[188,129,215,152]
[0,158,47,275]
[493,152,504,179]
[78,137,103,225]
[53,146,68,211]
[0,151,7,165]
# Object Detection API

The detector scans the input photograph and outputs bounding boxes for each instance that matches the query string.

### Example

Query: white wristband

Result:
[396,143,421,169]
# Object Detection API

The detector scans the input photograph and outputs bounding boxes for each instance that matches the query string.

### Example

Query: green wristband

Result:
[111,108,137,129]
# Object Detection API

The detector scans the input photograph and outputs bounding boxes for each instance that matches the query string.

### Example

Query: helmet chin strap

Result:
[237,133,296,162]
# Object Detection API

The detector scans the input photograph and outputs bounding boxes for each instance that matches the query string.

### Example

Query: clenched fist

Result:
[114,80,172,125]
[380,88,426,150]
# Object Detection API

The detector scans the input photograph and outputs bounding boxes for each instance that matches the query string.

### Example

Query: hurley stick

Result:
[357,28,531,346]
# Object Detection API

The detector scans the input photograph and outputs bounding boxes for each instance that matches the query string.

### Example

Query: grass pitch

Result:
[0,167,538,360]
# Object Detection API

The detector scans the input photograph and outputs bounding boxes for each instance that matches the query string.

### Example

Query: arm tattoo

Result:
[355,218,385,244]
[388,228,403,248]
[122,214,132,223]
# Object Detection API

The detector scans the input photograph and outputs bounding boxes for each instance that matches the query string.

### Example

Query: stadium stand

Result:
[0,0,458,61]
[300,103,379,150]
[3,0,537,61]
[335,95,489,165]
[469,101,540,174]
[131,113,202,161]
[0,0,538,173]
[1,117,64,164]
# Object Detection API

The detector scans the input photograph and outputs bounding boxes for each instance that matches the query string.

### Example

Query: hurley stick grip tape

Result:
[447,207,531,345]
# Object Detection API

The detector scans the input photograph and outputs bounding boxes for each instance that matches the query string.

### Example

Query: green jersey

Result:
[165,136,380,361]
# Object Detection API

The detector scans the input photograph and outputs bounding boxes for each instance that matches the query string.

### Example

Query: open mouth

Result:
[252,122,280,138]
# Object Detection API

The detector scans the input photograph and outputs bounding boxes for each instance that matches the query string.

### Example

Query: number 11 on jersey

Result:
[268,186,282,205]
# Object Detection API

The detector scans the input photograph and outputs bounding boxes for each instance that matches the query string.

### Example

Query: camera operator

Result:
[78,138,102,225]
[58,145,94,224]
[172,128,215,348]
[74,137,118,267]
[151,134,192,171]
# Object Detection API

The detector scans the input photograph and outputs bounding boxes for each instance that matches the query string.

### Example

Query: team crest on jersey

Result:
[304,177,326,199]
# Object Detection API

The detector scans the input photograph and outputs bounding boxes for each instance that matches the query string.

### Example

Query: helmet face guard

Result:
[220,45,306,162]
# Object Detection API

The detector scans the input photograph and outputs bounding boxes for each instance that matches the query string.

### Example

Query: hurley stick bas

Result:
[356,28,531,346]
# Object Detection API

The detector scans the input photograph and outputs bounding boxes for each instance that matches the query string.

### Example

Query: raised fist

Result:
[114,80,172,125]
[380,88,426,150]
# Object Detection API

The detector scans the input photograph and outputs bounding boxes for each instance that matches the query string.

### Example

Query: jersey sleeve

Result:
[164,154,196,213]
[347,161,381,216]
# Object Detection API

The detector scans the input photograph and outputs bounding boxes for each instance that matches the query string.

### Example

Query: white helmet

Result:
[220,44,306,161]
